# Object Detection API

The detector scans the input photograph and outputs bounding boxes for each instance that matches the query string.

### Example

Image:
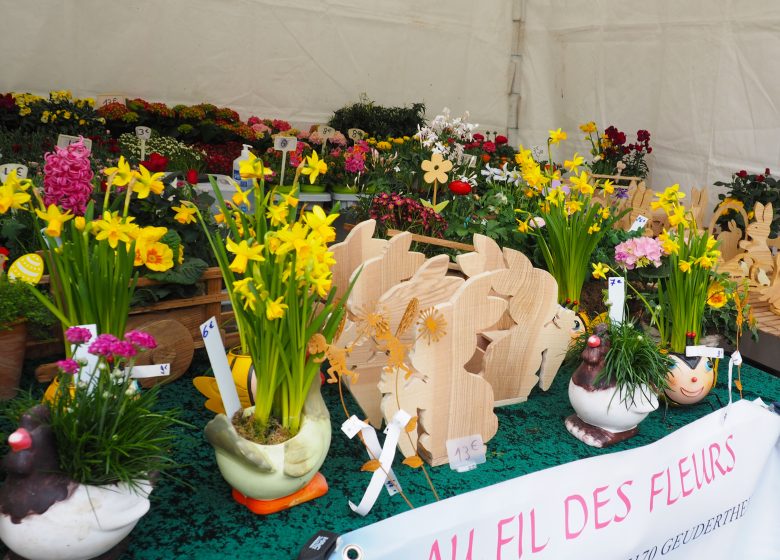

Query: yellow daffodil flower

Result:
[94,211,134,249]
[226,238,265,274]
[421,152,453,184]
[0,174,31,213]
[281,192,299,208]
[566,200,584,215]
[172,204,198,225]
[266,296,288,320]
[695,254,714,269]
[35,204,74,237]
[310,274,332,298]
[517,218,530,233]
[132,165,165,199]
[588,223,601,235]
[545,188,565,207]
[300,152,328,184]
[266,203,289,227]
[667,205,690,228]
[103,156,134,187]
[678,260,692,273]
[569,170,591,193]
[601,179,614,195]
[74,216,86,231]
[592,262,609,280]
[548,128,567,145]
[304,206,338,242]
[232,184,252,209]
[599,208,610,220]
[239,153,273,180]
[564,153,584,173]
[579,121,597,134]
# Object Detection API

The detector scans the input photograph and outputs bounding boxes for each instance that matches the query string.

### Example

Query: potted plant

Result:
[0,327,181,560]
[566,320,671,448]
[581,121,652,179]
[192,153,348,513]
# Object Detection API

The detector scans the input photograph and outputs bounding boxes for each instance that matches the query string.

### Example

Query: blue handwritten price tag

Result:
[200,316,242,418]
[607,276,625,324]
[446,434,486,472]
[628,214,649,232]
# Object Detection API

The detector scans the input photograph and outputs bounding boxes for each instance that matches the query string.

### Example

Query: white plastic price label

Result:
[200,316,241,418]
[129,363,171,379]
[607,276,625,324]
[135,126,152,140]
[273,135,297,152]
[628,214,649,232]
[348,128,366,141]
[96,94,126,108]
[317,125,336,140]
[341,415,365,439]
[446,434,486,472]
[686,345,724,359]
[56,134,92,151]
[0,163,28,181]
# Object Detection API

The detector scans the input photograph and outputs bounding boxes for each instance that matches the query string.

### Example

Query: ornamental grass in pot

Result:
[566,320,671,448]
[192,151,348,509]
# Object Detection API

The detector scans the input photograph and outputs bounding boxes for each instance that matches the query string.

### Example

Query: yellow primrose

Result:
[132,165,165,199]
[706,282,728,309]
[592,262,609,280]
[226,238,265,274]
[579,121,597,134]
[304,206,338,242]
[141,242,174,272]
[548,128,567,145]
[103,156,134,187]
[172,204,197,225]
[300,152,328,184]
[239,152,273,180]
[35,204,74,237]
[564,153,584,173]
[266,296,288,320]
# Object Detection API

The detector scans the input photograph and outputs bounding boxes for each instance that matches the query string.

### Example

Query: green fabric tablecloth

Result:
[2,357,778,559]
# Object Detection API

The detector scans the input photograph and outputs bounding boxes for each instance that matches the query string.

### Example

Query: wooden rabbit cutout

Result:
[760,254,780,315]
[329,219,388,301]
[739,202,775,278]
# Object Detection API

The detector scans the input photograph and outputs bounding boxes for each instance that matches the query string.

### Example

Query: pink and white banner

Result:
[328,399,780,559]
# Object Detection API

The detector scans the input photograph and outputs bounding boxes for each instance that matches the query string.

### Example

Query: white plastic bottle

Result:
[232,144,254,209]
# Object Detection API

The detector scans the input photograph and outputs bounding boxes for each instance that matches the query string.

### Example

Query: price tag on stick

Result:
[273,135,297,187]
[628,214,649,232]
[200,317,241,418]
[607,277,626,324]
[0,163,28,181]
[347,128,366,142]
[129,363,171,379]
[685,345,724,359]
[136,127,152,161]
[446,434,486,472]
[57,134,92,151]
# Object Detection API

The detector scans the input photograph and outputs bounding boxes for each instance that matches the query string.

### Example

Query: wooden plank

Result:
[387,229,475,252]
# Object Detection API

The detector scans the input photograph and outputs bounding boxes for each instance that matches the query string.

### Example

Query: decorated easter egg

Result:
[7,253,44,285]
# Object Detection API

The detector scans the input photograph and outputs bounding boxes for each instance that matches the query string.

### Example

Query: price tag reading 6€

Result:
[446,434,486,472]
[273,135,297,152]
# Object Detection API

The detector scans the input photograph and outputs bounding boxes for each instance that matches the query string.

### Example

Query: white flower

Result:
[495,192,508,205]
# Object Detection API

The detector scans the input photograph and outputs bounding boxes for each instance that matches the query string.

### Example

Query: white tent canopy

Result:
[2,0,779,201]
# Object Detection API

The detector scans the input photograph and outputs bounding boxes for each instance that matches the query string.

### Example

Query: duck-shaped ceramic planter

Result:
[0,405,151,560]
[565,330,659,448]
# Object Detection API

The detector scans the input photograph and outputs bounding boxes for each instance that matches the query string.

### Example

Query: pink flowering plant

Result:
[46,326,183,487]
[42,140,94,215]
[614,236,666,270]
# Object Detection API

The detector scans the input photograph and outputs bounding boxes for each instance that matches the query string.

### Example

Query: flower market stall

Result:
[1,1,780,559]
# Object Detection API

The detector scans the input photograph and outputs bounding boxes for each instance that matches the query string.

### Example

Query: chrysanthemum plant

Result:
[0,144,177,344]
[514,131,628,307]
[193,151,348,436]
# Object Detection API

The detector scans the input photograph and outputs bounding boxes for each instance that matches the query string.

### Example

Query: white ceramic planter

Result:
[0,481,151,560]
[205,382,331,501]
[569,381,659,434]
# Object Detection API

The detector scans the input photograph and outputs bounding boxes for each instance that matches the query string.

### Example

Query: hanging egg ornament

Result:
[7,253,44,285]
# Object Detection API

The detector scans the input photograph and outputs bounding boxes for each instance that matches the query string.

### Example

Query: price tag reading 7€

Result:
[273,135,297,152]
[317,125,336,141]
[607,276,626,324]
[446,434,486,472]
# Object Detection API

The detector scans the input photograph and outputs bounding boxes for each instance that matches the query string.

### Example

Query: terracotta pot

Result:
[205,380,331,501]
[665,353,715,405]
[0,481,151,560]
[0,320,27,400]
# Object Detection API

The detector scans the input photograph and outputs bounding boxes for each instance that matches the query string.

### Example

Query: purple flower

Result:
[56,358,80,375]
[88,334,120,357]
[615,187,629,200]
[109,340,137,359]
[65,326,93,344]
[124,330,157,350]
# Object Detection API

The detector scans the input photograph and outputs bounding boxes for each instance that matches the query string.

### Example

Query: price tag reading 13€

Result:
[446,434,487,472]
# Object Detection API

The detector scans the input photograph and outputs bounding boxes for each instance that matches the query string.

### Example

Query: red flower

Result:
[765,168,771,176]
[482,141,496,154]
[481,154,491,163]
[140,152,169,172]
[756,174,766,182]
[737,170,748,178]
[448,180,471,195]
[495,135,508,145]
[473,133,485,142]
[186,169,199,184]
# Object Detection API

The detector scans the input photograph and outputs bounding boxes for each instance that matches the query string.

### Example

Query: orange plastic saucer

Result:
[231,472,329,515]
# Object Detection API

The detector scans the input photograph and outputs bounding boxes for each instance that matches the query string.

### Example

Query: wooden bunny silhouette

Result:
[760,254,780,315]
[739,202,775,277]
[380,271,505,466]
[329,219,388,301]
[457,236,581,404]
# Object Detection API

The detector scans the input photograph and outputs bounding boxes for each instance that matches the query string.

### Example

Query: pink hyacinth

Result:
[124,330,158,350]
[65,326,93,344]
[43,138,94,216]
[56,358,80,375]
[614,236,665,270]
